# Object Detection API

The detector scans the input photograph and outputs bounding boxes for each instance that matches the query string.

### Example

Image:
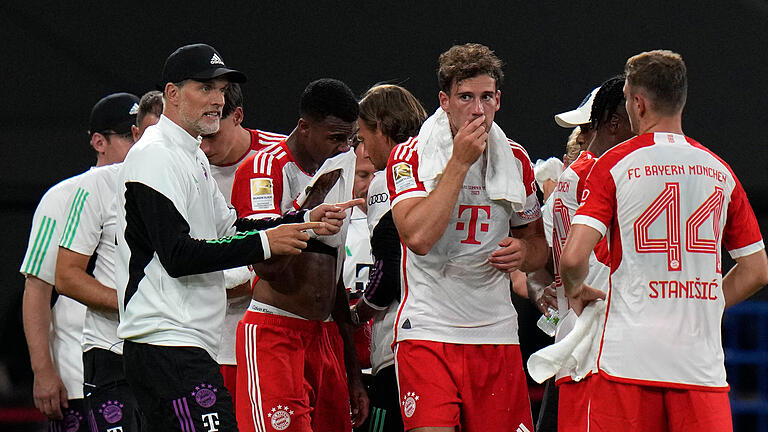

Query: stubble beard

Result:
[179,98,220,137]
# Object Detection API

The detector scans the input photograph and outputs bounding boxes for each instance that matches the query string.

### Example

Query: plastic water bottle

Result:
[536,307,560,337]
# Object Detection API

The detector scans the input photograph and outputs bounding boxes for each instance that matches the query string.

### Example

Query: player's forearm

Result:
[55,250,117,311]
[559,224,602,298]
[559,256,589,298]
[394,159,469,255]
[723,249,768,308]
[518,229,549,273]
[22,278,56,373]
[331,280,364,382]
[233,210,306,231]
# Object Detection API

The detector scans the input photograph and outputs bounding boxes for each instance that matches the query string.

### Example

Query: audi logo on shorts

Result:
[368,193,389,206]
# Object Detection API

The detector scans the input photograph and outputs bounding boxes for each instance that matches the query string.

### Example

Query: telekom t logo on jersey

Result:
[456,205,491,244]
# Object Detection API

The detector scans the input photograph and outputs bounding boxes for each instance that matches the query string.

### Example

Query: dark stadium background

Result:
[1,1,767,430]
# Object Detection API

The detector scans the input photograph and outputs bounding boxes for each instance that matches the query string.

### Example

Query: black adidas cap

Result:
[162,43,246,86]
[89,92,140,135]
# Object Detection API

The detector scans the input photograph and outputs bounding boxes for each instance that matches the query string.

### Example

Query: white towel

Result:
[295,149,356,249]
[416,108,526,211]
[222,265,254,290]
[527,300,606,384]
[533,157,564,191]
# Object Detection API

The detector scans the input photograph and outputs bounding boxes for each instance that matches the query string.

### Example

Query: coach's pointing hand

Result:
[265,222,324,255]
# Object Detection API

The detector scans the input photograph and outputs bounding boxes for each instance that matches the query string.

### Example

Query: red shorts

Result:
[589,373,732,432]
[394,340,533,432]
[557,376,593,432]
[235,311,352,432]
[220,364,238,403]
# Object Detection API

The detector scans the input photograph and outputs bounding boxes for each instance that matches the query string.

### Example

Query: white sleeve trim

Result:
[391,190,428,207]
[729,240,765,259]
[571,215,607,237]
[303,209,319,238]
[258,231,272,260]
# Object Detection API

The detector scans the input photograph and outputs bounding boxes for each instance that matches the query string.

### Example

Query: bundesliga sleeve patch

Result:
[393,162,417,194]
[249,178,275,211]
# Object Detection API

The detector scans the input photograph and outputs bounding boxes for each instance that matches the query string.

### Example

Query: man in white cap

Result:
[529,84,600,432]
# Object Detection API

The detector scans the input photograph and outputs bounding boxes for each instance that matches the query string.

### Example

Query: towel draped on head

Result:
[415,108,526,211]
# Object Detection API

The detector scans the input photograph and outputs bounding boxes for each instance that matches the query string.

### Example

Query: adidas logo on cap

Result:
[129,102,139,115]
[210,53,224,66]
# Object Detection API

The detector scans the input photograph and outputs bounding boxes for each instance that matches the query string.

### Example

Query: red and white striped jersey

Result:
[211,129,286,206]
[551,151,610,383]
[232,139,312,218]
[573,132,764,390]
[210,128,286,366]
[387,137,541,345]
[552,151,610,312]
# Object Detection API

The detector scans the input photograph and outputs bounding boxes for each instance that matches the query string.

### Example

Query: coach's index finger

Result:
[292,222,326,233]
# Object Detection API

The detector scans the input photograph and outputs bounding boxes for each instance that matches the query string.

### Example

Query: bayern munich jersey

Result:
[552,151,611,314]
[343,206,372,297]
[365,171,398,373]
[210,129,286,206]
[232,140,313,219]
[20,173,87,399]
[573,132,764,390]
[59,163,123,354]
[387,137,541,345]
[550,151,610,382]
[210,128,286,366]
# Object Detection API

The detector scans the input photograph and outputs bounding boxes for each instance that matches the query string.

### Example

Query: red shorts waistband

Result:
[242,310,338,333]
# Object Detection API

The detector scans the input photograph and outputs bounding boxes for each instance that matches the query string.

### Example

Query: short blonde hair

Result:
[564,126,582,166]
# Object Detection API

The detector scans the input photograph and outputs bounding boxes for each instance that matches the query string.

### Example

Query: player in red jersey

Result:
[231,79,368,432]
[200,83,287,402]
[549,75,634,432]
[560,50,768,432]
[388,43,548,432]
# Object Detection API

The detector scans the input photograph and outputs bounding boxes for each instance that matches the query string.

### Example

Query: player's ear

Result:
[91,133,107,154]
[609,113,620,133]
[297,117,311,136]
[439,91,450,113]
[231,106,244,126]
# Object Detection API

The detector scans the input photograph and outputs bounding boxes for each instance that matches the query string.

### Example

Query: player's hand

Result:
[488,236,527,273]
[568,283,606,316]
[265,222,323,255]
[33,366,67,420]
[535,283,558,316]
[309,199,365,236]
[349,377,370,427]
[451,115,487,167]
